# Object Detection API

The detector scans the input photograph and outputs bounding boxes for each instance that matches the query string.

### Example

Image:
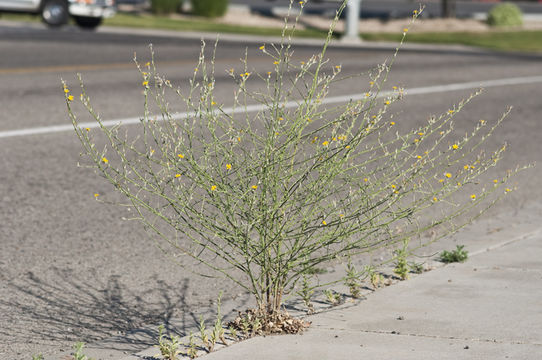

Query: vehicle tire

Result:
[73,16,103,29]
[41,0,69,27]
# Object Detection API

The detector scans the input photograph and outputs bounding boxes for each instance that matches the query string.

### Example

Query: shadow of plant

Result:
[0,267,189,352]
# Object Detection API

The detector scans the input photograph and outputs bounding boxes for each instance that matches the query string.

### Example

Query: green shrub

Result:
[440,245,469,263]
[65,5,520,329]
[151,0,181,15]
[487,3,523,27]
[190,0,228,18]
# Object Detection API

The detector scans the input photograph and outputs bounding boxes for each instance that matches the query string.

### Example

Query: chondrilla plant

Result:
[66,1,522,332]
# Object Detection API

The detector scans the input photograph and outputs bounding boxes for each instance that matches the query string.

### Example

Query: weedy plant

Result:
[297,273,315,314]
[393,239,410,280]
[72,342,93,360]
[440,245,469,263]
[344,255,363,298]
[31,354,44,360]
[157,325,181,360]
[66,0,521,333]
[324,289,342,306]
[187,332,198,359]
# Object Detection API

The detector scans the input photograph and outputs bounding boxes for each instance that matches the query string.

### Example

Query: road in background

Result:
[231,0,542,18]
[1,23,542,359]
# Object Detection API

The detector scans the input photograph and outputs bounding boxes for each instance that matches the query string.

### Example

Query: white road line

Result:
[1,75,542,140]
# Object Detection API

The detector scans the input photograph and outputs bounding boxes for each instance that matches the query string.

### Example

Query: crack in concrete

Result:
[310,327,542,346]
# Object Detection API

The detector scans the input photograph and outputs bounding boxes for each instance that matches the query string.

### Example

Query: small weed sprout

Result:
[344,256,363,298]
[324,289,342,306]
[409,261,424,274]
[157,325,181,360]
[187,332,198,359]
[366,265,381,290]
[440,245,468,263]
[72,342,93,360]
[393,239,410,280]
[32,354,44,360]
[227,325,238,341]
[198,315,209,350]
[297,273,315,314]
[67,1,523,331]
[211,292,227,347]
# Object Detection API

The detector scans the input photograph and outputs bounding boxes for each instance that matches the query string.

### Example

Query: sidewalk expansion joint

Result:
[311,327,542,346]
[469,227,542,258]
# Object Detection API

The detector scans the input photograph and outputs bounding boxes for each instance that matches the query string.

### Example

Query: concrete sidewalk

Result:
[202,228,542,359]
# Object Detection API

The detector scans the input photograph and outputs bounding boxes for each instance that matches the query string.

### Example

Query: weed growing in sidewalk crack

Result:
[157,325,181,360]
[440,245,469,263]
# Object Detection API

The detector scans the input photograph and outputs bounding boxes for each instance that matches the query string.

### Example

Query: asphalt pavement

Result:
[1,20,542,360]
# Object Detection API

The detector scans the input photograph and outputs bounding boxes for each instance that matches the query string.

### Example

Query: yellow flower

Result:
[392,86,397,90]
[385,100,391,105]
[505,188,511,193]
[267,71,271,76]
[311,136,318,143]
[464,165,469,170]
[417,132,424,136]
[432,197,438,202]
[64,88,70,94]
[413,9,418,15]
[414,138,419,143]
[457,182,462,187]
[403,28,409,33]
[145,62,151,67]
[471,194,476,200]
[335,65,341,69]
[84,127,90,131]
[211,101,216,106]
[300,61,305,65]
[273,61,279,65]
[439,131,445,135]
[363,178,368,182]
[445,173,452,178]
[251,185,258,190]
[101,157,108,164]
[237,136,241,142]
[369,81,375,86]
[94,193,99,198]
[259,45,265,50]
[299,0,304,4]
[322,141,329,146]
[390,121,395,126]
[178,154,185,159]
[480,119,486,125]
[142,81,148,86]
[194,67,198,72]
[339,214,345,218]
[175,174,181,178]
[439,179,444,183]
[452,144,459,150]
[322,220,327,226]
[211,185,217,191]
[391,184,396,189]
[365,92,370,98]
[417,155,422,159]
[226,164,232,170]
[448,109,455,114]
[67,95,74,101]
[493,179,499,184]
[278,117,284,121]
[307,118,312,122]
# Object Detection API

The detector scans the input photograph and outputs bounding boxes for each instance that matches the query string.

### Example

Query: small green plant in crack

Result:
[344,256,363,299]
[227,325,238,341]
[198,315,209,351]
[187,332,198,359]
[297,273,315,314]
[366,265,381,290]
[32,354,44,360]
[324,289,342,306]
[393,239,410,280]
[72,342,93,360]
[409,261,424,274]
[440,245,468,263]
[157,324,181,360]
